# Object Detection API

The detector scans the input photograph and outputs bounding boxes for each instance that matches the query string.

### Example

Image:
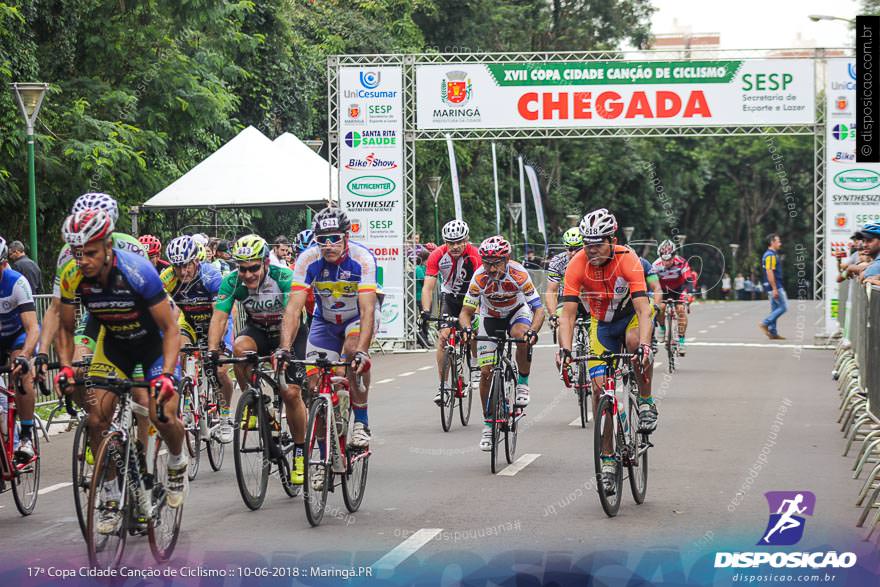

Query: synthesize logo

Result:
[441,70,472,106]
[759,491,815,546]
[360,71,381,89]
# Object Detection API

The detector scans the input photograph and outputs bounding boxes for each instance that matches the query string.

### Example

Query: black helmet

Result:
[312,206,351,235]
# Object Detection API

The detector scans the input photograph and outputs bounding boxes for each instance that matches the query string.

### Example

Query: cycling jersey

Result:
[59,248,167,342]
[463,261,542,319]
[425,243,481,298]
[652,256,696,292]
[214,264,292,333]
[52,232,146,298]
[640,257,659,285]
[291,242,377,324]
[160,262,222,341]
[546,251,571,285]
[0,268,35,343]
[562,246,647,323]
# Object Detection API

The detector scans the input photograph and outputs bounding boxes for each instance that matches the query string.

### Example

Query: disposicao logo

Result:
[347,176,396,198]
[714,491,857,570]
[834,169,880,191]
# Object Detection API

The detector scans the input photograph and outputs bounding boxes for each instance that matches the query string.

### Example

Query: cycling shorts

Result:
[588,306,655,378]
[476,305,532,367]
[0,330,26,364]
[88,326,169,381]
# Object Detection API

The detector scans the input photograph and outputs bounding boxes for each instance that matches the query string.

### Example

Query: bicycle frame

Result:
[0,374,38,484]
[180,345,222,440]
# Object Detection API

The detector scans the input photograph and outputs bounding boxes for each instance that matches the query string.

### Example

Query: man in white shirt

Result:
[269,235,292,268]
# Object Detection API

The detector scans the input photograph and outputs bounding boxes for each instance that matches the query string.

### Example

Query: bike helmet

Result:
[231,234,269,262]
[166,235,199,266]
[196,242,207,262]
[862,221,880,239]
[138,234,162,257]
[441,219,469,242]
[562,227,583,248]
[312,207,351,235]
[578,208,618,242]
[0,237,7,263]
[478,235,511,259]
[62,210,115,247]
[192,233,209,247]
[71,192,119,224]
[294,229,314,253]
[658,239,675,261]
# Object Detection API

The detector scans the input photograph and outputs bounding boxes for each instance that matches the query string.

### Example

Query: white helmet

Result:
[166,235,199,266]
[658,239,675,261]
[192,233,209,246]
[72,192,119,224]
[441,219,469,242]
[578,208,618,242]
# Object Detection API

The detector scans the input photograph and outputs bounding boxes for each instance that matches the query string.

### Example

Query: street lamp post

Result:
[10,82,49,261]
[675,234,687,248]
[304,140,324,226]
[729,243,740,276]
[427,176,442,244]
[623,226,635,244]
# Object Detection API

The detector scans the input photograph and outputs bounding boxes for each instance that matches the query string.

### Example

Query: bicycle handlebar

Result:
[215,353,273,366]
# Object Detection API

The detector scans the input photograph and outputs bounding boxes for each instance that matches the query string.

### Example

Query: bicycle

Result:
[179,344,226,480]
[473,332,531,474]
[0,364,51,516]
[425,315,474,432]
[216,352,299,511]
[294,353,369,527]
[572,350,652,517]
[70,375,183,568]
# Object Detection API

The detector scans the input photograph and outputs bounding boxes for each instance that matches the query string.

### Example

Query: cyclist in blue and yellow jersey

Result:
[0,237,40,461]
[34,192,147,414]
[206,234,307,486]
[281,207,378,471]
[161,235,235,443]
[57,210,186,533]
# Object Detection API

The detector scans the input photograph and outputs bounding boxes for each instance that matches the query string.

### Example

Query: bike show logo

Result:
[344,152,398,170]
[832,123,856,141]
[433,70,481,123]
[344,130,397,148]
[832,151,855,163]
[347,175,396,198]
[714,491,857,570]
[343,69,398,100]
[834,168,880,191]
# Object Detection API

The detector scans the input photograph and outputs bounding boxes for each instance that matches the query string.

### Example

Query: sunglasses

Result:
[316,234,344,246]
[238,263,263,274]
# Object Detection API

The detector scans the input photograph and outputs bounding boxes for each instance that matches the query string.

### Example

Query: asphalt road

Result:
[0,300,874,585]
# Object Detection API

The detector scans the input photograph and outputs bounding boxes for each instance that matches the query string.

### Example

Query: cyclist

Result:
[0,237,40,460]
[653,239,696,356]
[419,219,482,405]
[161,235,235,443]
[35,192,146,414]
[546,228,591,335]
[281,207,378,467]
[557,209,656,495]
[57,210,187,532]
[206,234,307,486]
[139,234,170,272]
[458,236,544,452]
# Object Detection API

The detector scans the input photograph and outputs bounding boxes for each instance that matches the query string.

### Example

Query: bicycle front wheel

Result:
[86,431,128,569]
[179,379,201,481]
[577,363,590,428]
[205,385,225,472]
[440,348,456,432]
[232,390,270,510]
[72,417,92,538]
[594,395,622,517]
[489,370,504,474]
[149,434,183,562]
[304,397,331,526]
[12,429,40,516]
[503,364,518,464]
[342,409,369,513]
[460,366,474,426]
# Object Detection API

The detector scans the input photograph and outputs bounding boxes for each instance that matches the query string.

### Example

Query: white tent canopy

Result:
[142,126,335,209]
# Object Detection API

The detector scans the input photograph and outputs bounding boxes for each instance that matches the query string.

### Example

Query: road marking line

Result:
[699,329,708,334]
[498,453,541,476]
[688,342,830,349]
[687,337,696,342]
[726,316,733,320]
[398,371,415,377]
[718,320,726,324]
[38,482,73,495]
[569,417,582,426]
[709,324,718,329]
[376,378,394,384]
[417,366,433,371]
[373,528,442,573]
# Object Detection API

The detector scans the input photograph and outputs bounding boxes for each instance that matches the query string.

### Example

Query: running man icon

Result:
[759,491,816,546]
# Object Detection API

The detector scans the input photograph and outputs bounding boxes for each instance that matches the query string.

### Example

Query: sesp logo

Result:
[758,491,815,546]
[360,71,381,90]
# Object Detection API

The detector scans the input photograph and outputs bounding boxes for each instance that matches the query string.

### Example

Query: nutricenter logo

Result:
[714,491,857,570]
[347,176,396,198]
[834,168,880,191]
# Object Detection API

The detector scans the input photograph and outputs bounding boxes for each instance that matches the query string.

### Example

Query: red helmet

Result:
[478,235,511,259]
[62,210,114,247]
[138,234,162,256]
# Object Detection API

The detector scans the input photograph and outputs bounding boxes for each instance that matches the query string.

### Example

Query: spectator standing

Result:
[268,235,291,268]
[721,273,731,299]
[859,223,880,285]
[414,249,430,347]
[734,273,745,300]
[744,276,754,300]
[759,233,787,340]
[522,248,542,270]
[7,240,41,294]
[209,238,232,274]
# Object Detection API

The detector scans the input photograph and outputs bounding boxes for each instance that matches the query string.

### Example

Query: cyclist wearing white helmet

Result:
[652,238,696,353]
[459,235,544,451]
[420,219,482,405]
[0,236,40,461]
[557,209,657,495]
